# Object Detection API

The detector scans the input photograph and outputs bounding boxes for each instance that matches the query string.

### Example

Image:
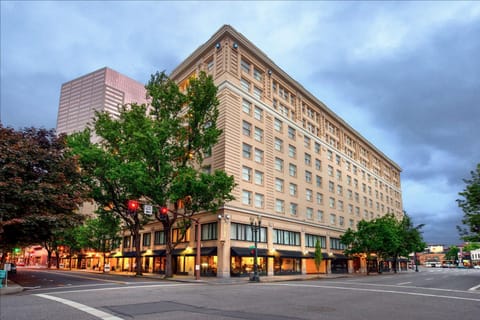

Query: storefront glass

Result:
[274,257,301,275]
[231,256,267,277]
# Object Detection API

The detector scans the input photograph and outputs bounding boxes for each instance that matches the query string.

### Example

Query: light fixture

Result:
[233,42,238,49]
[215,42,221,49]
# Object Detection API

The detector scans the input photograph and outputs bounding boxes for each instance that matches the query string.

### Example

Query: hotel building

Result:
[57,25,403,277]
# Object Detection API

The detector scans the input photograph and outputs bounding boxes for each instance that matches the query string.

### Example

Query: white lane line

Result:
[35,294,124,320]
[468,283,480,291]
[396,282,412,285]
[267,283,480,302]
[37,283,194,295]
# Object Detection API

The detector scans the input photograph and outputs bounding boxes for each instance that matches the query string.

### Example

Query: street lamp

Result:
[250,215,262,282]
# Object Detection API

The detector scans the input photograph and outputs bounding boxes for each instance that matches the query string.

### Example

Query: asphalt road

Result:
[1,267,479,320]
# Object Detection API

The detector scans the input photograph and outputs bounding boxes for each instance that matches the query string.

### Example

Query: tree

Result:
[0,126,89,261]
[74,211,121,271]
[457,164,480,242]
[341,213,425,274]
[444,246,459,264]
[314,239,323,276]
[68,71,236,277]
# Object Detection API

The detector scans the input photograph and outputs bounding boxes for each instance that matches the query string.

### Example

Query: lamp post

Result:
[250,215,262,282]
[415,252,419,272]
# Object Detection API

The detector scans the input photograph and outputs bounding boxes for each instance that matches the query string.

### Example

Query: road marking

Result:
[396,282,412,285]
[36,283,193,295]
[267,283,480,302]
[35,294,124,320]
[468,283,480,291]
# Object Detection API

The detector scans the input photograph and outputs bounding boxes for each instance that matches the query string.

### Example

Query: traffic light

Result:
[128,200,139,213]
[249,245,255,256]
[160,207,168,215]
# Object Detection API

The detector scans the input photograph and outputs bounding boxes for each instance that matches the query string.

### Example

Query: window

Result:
[288,126,296,139]
[253,68,262,81]
[315,142,321,154]
[274,138,283,151]
[142,233,151,247]
[275,199,285,213]
[231,222,266,242]
[275,157,284,171]
[338,200,344,211]
[305,153,311,166]
[123,236,131,249]
[336,170,342,181]
[242,121,252,136]
[254,127,263,142]
[316,193,323,204]
[289,163,297,177]
[207,59,214,71]
[253,87,262,100]
[242,166,252,182]
[329,181,334,192]
[306,207,313,220]
[242,190,252,205]
[304,136,311,148]
[275,178,284,192]
[254,148,264,163]
[274,118,282,132]
[240,78,250,92]
[242,143,252,159]
[317,210,324,221]
[328,165,334,176]
[254,106,263,121]
[330,213,336,225]
[305,234,326,248]
[288,145,296,158]
[330,237,346,250]
[254,170,264,185]
[305,170,312,183]
[273,229,300,246]
[242,99,252,114]
[201,222,218,240]
[306,189,313,201]
[289,183,297,196]
[255,193,264,208]
[329,197,335,208]
[316,175,322,187]
[315,159,321,170]
[337,185,343,196]
[241,59,251,73]
[327,150,333,161]
[336,155,341,165]
[154,231,166,245]
[290,203,298,216]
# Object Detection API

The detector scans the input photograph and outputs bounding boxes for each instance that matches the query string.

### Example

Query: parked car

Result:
[473,265,480,269]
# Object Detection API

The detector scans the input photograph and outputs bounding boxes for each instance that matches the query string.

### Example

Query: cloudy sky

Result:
[1,1,479,246]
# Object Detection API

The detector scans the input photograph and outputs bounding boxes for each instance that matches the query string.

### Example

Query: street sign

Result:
[144,205,153,215]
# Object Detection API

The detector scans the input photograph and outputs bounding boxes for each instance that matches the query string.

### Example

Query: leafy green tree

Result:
[314,239,323,276]
[74,211,121,271]
[0,126,89,262]
[463,242,480,252]
[457,164,480,242]
[68,71,235,277]
[341,213,425,274]
[444,245,459,264]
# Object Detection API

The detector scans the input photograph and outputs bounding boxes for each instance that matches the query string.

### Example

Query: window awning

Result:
[172,247,217,256]
[231,247,270,257]
[276,250,310,259]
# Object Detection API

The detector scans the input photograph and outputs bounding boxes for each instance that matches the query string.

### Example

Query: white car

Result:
[473,265,480,269]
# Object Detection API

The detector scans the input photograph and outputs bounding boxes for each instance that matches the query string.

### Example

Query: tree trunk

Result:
[134,224,142,276]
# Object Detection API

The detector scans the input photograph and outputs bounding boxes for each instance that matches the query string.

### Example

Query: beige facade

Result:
[57,25,403,277]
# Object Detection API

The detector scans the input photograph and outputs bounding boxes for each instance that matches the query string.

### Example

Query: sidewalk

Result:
[0,280,24,295]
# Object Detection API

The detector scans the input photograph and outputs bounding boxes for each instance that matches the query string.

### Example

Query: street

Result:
[1,267,479,320]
